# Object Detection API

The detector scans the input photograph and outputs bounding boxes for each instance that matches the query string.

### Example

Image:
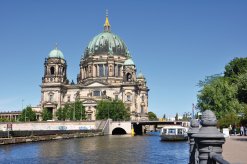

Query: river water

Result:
[0,135,189,164]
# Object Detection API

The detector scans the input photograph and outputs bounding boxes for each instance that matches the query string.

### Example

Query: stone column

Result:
[188,119,199,164]
[192,110,225,164]
[93,64,96,77]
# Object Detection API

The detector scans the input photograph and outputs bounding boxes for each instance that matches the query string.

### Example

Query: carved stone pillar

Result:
[188,119,199,164]
[192,110,225,164]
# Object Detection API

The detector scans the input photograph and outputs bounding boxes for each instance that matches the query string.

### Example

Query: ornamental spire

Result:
[55,43,58,50]
[104,9,111,32]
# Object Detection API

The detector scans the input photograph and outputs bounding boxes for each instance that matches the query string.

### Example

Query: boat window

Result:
[168,129,176,134]
[178,129,183,134]
[162,129,167,134]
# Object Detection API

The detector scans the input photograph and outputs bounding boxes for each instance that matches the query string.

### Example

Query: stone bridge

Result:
[102,119,132,135]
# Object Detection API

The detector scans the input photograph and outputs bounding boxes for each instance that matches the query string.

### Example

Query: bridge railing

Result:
[188,110,231,164]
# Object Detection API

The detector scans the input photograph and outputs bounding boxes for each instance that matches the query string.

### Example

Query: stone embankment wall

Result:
[0,121,96,131]
[0,131,104,145]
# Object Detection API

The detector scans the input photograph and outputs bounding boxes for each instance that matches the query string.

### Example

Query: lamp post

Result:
[73,101,75,121]
[108,108,109,119]
[22,99,26,122]
[80,104,82,121]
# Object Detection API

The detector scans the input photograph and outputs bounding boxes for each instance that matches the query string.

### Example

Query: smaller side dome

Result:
[124,58,135,66]
[49,47,64,59]
[137,72,145,79]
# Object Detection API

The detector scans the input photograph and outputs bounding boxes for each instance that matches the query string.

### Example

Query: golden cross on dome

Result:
[104,9,111,32]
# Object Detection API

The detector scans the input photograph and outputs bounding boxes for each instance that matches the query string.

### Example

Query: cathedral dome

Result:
[83,15,130,58]
[49,47,64,59]
[124,58,135,66]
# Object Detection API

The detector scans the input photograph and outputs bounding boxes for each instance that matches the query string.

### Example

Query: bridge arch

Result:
[112,127,127,135]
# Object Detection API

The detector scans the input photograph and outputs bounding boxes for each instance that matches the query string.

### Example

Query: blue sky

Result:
[0,1,247,118]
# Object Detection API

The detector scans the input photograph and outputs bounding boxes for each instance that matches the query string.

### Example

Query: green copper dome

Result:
[49,47,64,59]
[124,58,135,66]
[137,72,145,78]
[83,31,130,58]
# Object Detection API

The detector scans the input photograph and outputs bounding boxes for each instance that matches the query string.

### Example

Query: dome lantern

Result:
[104,10,111,32]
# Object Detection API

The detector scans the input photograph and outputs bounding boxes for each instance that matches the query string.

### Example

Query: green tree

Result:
[236,73,247,104]
[96,100,130,120]
[56,101,86,121]
[19,106,37,121]
[148,111,158,121]
[56,107,67,121]
[224,57,247,81]
[197,76,242,119]
[182,112,191,121]
[218,112,239,128]
[41,108,52,121]
[175,113,178,121]
[74,100,86,120]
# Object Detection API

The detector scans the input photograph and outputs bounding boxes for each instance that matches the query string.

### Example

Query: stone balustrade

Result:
[188,110,230,164]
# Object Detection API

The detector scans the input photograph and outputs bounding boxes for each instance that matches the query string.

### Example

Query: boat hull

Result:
[160,134,187,141]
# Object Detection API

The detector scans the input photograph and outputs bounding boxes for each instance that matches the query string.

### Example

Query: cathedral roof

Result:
[49,46,64,59]
[83,14,130,59]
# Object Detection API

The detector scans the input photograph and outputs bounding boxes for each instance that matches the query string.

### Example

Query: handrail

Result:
[210,152,231,164]
[101,119,109,133]
[97,120,105,130]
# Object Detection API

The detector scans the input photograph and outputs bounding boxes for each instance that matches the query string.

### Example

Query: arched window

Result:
[118,65,121,77]
[141,106,144,114]
[49,94,53,102]
[62,67,65,75]
[50,66,55,75]
[126,73,132,82]
[142,95,145,101]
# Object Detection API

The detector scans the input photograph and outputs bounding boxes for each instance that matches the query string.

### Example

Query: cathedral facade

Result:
[40,15,149,121]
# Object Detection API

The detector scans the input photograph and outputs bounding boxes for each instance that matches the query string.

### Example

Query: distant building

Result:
[0,110,41,122]
[37,14,149,121]
[0,111,21,121]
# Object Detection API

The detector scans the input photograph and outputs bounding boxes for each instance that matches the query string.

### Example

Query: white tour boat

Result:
[160,126,188,141]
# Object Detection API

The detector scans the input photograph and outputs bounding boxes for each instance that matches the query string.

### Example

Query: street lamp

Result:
[22,99,26,122]
[108,108,109,119]
[73,101,75,121]
[80,104,82,121]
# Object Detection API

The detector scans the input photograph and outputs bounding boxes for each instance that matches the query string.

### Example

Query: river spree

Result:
[0,135,189,164]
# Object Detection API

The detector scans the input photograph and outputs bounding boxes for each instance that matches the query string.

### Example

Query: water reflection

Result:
[0,135,189,164]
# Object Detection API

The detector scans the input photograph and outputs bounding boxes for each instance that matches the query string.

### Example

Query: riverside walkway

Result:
[223,135,247,164]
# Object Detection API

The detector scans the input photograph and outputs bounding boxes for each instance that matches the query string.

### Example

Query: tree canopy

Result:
[148,111,158,121]
[197,77,241,119]
[197,57,247,127]
[96,100,130,120]
[55,100,86,121]
[19,106,37,122]
[41,108,52,121]
[224,57,247,80]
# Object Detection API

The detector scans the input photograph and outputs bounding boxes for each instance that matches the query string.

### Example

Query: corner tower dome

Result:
[49,46,64,59]
[83,13,130,59]
[124,58,135,66]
